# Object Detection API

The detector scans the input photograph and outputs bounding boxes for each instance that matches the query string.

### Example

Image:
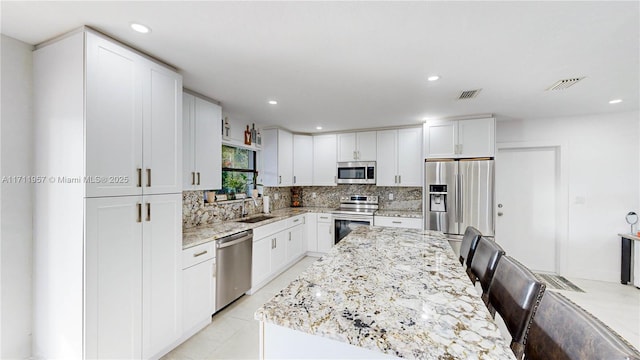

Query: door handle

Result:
[146,168,151,187]
[146,202,151,222]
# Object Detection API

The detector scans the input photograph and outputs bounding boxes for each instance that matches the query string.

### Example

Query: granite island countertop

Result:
[255,227,515,360]
[182,207,335,249]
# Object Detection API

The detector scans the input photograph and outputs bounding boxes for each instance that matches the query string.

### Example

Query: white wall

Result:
[0,34,34,359]
[497,111,640,282]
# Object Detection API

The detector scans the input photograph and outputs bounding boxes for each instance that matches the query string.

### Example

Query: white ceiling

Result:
[2,1,638,133]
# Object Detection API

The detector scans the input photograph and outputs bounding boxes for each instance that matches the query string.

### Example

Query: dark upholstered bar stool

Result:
[458,226,482,281]
[525,291,640,360]
[469,236,505,310]
[488,256,546,360]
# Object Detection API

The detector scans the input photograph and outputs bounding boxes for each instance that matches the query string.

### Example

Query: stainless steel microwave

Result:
[336,161,376,184]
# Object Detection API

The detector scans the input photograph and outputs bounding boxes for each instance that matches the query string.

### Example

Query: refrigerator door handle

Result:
[458,173,463,223]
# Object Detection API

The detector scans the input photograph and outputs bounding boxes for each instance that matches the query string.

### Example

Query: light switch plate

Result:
[388,193,394,200]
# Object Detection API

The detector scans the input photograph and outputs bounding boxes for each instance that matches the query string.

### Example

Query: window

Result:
[221,145,257,197]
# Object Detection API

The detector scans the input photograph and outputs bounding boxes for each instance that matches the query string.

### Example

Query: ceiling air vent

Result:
[458,89,482,100]
[546,77,585,91]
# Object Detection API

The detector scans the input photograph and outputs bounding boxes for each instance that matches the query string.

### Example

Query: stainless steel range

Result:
[332,195,378,244]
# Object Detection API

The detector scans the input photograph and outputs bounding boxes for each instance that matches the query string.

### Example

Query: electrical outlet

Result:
[312,192,317,198]
[388,193,394,200]
[274,193,279,200]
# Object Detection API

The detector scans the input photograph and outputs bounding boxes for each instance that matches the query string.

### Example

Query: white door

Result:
[143,62,182,194]
[194,97,222,190]
[337,133,357,161]
[356,131,377,161]
[277,130,294,186]
[85,196,143,359]
[312,134,337,186]
[457,118,495,158]
[293,135,313,186]
[142,194,182,358]
[85,33,143,197]
[182,93,196,189]
[397,127,422,186]
[425,121,456,158]
[376,130,398,186]
[495,146,558,273]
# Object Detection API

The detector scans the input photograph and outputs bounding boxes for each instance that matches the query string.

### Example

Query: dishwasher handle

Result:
[216,231,253,249]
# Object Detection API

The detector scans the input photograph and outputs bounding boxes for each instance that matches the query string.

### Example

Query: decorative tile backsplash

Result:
[183,185,421,229]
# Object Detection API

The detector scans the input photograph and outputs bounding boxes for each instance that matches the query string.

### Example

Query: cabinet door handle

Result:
[136,203,142,223]
[146,202,151,222]
[459,144,463,154]
[279,176,282,184]
[146,168,151,187]
[398,175,401,184]
[193,250,208,257]
[293,175,296,184]
[289,232,291,241]
[137,168,142,187]
[197,172,201,185]
[192,172,196,185]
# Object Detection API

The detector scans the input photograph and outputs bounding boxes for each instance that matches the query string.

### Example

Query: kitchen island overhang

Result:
[255,227,515,360]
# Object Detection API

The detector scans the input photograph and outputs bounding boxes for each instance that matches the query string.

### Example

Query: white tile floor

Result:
[163,256,640,359]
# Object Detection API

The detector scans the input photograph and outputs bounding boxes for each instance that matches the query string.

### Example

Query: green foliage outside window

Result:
[221,145,256,197]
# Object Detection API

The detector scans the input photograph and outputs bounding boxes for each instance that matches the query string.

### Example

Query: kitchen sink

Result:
[237,215,275,223]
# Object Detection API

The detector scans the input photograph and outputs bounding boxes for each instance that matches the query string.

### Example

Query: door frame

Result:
[496,141,569,275]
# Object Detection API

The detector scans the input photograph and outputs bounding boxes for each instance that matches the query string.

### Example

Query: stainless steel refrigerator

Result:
[425,159,494,238]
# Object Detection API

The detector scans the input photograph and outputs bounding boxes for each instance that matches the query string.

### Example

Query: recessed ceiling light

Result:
[316,126,323,130]
[609,99,623,104]
[130,23,150,34]
[268,100,278,105]
[427,75,440,82]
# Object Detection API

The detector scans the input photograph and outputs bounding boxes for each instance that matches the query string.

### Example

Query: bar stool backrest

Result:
[524,291,640,360]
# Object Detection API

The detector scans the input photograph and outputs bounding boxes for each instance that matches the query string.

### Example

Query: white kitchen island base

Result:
[260,322,396,359]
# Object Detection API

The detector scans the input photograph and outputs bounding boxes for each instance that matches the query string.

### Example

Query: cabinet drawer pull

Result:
[146,203,151,222]
[146,168,151,187]
[136,203,142,223]
[293,218,300,223]
[193,250,208,257]
[320,216,328,220]
[392,221,402,224]
[137,168,142,187]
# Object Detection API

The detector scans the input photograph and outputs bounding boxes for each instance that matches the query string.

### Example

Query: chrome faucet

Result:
[241,197,259,217]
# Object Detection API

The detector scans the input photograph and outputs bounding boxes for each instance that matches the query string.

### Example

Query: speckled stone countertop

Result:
[374,209,423,218]
[183,207,335,249]
[255,227,515,360]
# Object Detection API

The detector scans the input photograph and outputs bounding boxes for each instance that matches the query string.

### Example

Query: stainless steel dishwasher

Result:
[215,230,253,312]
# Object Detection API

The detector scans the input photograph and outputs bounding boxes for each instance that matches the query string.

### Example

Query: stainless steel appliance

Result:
[333,195,378,243]
[425,159,494,237]
[215,230,253,312]
[336,161,376,184]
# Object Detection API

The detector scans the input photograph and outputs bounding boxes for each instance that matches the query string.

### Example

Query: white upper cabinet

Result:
[85,32,182,197]
[313,134,337,186]
[337,131,376,162]
[293,134,313,186]
[183,92,222,190]
[376,127,422,187]
[424,118,495,158]
[262,129,293,186]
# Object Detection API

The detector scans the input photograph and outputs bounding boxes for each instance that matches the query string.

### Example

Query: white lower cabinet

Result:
[181,242,215,340]
[317,214,334,253]
[85,194,182,360]
[306,213,318,252]
[250,215,308,293]
[374,216,422,230]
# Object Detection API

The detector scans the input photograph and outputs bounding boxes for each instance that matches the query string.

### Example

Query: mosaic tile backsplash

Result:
[182,185,421,229]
